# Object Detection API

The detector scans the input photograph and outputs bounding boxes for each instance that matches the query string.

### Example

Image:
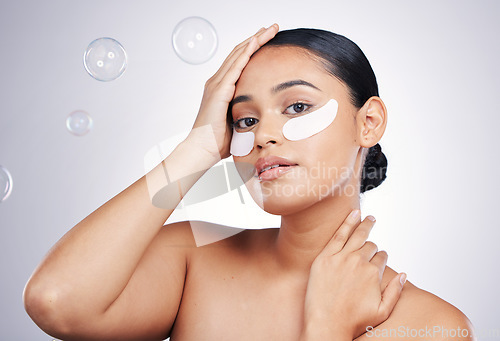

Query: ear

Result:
[356,96,387,148]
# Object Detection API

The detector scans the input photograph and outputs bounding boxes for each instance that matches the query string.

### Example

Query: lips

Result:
[255,156,298,181]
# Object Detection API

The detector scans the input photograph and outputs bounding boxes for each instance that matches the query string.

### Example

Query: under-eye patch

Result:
[282,99,338,141]
[230,129,255,157]
[230,99,338,157]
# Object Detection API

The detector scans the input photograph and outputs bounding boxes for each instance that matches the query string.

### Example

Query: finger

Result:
[209,28,264,82]
[214,24,277,80]
[212,24,277,82]
[370,250,388,282]
[321,209,361,255]
[231,26,266,52]
[220,26,265,66]
[221,25,278,88]
[220,36,260,86]
[343,216,376,253]
[255,23,279,46]
[378,273,406,320]
[357,241,378,260]
[234,24,277,52]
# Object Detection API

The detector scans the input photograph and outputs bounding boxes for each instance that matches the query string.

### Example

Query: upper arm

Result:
[357,285,475,341]
[424,305,475,341]
[86,221,195,340]
[438,310,476,341]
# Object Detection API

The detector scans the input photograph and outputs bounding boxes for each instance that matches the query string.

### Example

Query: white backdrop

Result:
[1,0,499,339]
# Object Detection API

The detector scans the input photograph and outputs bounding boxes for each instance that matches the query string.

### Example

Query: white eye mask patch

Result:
[230,99,338,156]
[230,129,255,157]
[282,99,338,140]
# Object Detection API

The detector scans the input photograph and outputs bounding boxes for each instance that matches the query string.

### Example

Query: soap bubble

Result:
[0,165,13,202]
[172,17,217,64]
[84,37,127,81]
[66,110,93,136]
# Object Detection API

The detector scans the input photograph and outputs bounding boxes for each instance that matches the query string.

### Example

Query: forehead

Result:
[234,46,348,98]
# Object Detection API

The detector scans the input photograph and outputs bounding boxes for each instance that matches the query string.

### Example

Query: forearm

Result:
[24,136,217,318]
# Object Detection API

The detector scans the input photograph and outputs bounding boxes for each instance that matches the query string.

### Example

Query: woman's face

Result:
[231,46,363,215]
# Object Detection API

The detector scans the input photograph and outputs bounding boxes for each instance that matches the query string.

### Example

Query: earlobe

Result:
[357,96,387,148]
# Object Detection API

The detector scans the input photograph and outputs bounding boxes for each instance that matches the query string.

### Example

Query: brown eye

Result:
[285,102,311,115]
[293,103,305,112]
[234,117,258,129]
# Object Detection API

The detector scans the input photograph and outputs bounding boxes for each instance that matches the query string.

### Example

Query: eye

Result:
[233,117,259,130]
[284,102,312,115]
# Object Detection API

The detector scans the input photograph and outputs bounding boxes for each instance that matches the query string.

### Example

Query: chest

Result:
[170,250,308,340]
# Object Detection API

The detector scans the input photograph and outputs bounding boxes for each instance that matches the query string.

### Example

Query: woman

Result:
[23,24,473,340]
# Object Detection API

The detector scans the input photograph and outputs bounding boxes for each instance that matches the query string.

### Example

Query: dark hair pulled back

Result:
[263,28,387,193]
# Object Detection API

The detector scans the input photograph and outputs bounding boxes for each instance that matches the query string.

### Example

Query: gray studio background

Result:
[1,0,499,339]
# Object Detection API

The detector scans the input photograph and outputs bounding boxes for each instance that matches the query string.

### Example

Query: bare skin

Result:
[168,224,471,340]
[23,25,474,341]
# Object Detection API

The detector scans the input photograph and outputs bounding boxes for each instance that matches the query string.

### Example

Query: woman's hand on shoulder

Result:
[356,282,476,341]
[301,210,407,340]
[186,24,279,161]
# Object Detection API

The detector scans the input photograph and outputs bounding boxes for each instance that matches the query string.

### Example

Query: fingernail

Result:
[350,209,360,220]
[400,273,407,286]
[366,215,376,222]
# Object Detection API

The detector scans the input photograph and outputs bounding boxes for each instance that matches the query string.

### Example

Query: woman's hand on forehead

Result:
[188,24,279,160]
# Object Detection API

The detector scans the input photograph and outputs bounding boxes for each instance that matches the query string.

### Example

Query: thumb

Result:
[378,272,406,320]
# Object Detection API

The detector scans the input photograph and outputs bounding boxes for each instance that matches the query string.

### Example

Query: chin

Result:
[244,174,356,216]
[245,178,328,216]
[251,192,316,216]
[261,199,314,216]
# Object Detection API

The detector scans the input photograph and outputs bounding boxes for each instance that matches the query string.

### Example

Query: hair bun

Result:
[361,143,387,193]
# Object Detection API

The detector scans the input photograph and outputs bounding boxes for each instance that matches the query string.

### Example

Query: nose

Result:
[254,115,284,150]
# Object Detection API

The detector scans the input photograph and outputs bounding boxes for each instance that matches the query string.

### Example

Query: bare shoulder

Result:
[357,268,475,341]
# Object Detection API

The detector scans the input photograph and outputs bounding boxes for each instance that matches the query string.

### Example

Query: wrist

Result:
[177,135,220,168]
[145,138,217,210]
[183,124,226,165]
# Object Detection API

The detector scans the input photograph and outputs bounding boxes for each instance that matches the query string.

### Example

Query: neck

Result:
[269,147,367,275]
[272,185,360,274]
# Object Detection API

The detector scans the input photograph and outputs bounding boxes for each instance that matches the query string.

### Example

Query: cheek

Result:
[233,157,256,184]
[297,119,358,179]
[233,108,360,213]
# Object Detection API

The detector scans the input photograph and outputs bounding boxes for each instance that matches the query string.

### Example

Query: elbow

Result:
[23,278,73,338]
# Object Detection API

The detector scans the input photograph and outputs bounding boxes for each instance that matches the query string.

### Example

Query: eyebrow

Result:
[230,79,321,109]
[272,79,321,93]
[231,95,252,107]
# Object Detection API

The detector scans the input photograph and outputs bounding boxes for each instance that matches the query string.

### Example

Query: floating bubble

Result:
[84,37,127,81]
[66,110,93,136]
[172,17,218,64]
[0,165,13,202]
